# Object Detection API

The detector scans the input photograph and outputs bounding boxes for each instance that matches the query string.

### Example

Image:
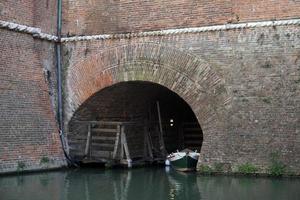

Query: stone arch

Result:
[65,42,231,162]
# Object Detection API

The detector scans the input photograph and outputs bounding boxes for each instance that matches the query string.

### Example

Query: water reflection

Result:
[196,176,300,200]
[63,168,177,200]
[166,168,201,200]
[0,168,299,200]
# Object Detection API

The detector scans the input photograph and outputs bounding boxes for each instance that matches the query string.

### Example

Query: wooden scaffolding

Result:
[67,120,166,167]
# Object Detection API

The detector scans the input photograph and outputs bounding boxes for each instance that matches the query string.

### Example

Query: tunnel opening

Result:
[67,81,203,166]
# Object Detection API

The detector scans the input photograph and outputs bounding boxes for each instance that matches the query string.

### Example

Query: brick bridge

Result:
[65,42,230,165]
[0,0,299,174]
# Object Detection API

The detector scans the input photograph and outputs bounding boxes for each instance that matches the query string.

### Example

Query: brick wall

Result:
[0,0,57,34]
[62,0,300,35]
[63,25,300,174]
[1,0,299,175]
[0,29,66,173]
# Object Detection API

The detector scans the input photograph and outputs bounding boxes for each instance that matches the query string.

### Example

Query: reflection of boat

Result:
[167,149,200,171]
[166,168,202,200]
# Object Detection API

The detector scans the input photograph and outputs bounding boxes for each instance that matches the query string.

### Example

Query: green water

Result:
[0,167,299,200]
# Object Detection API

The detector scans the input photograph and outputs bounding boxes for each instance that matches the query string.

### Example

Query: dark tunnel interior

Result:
[68,81,203,163]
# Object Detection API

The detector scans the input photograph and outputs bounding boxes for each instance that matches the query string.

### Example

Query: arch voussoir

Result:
[65,43,231,131]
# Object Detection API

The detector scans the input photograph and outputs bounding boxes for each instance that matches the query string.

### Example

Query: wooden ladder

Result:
[83,122,120,162]
[82,121,131,166]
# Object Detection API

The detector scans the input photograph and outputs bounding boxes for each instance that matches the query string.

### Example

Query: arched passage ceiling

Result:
[65,43,231,129]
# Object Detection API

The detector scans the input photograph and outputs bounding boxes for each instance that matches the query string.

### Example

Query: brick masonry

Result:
[0,0,66,173]
[0,0,299,174]
[0,29,66,173]
[63,25,300,174]
[0,0,57,34]
[62,0,300,35]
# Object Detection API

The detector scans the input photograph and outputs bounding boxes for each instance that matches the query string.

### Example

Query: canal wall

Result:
[63,24,300,175]
[0,0,299,174]
[62,0,300,175]
[0,1,66,173]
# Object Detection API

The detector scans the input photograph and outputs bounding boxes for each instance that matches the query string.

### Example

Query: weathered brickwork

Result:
[62,0,300,35]
[1,0,299,175]
[0,29,66,173]
[63,25,300,174]
[63,42,229,125]
[0,0,57,34]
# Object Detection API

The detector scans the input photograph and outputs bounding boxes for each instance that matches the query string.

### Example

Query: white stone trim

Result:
[62,18,300,42]
[0,20,58,42]
[1,19,300,43]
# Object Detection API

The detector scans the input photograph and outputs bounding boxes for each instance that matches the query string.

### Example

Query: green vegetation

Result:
[237,163,258,174]
[286,170,296,176]
[214,163,224,172]
[198,165,213,175]
[241,98,249,102]
[40,156,50,164]
[261,61,272,68]
[294,79,300,84]
[17,161,25,171]
[262,97,272,104]
[269,152,286,176]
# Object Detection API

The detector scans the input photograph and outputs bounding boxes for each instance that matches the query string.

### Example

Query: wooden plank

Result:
[69,149,85,156]
[92,150,112,158]
[72,120,134,126]
[92,136,116,140]
[112,125,120,159]
[68,135,87,140]
[92,132,116,137]
[92,128,118,133]
[91,143,115,148]
[122,127,130,160]
[156,101,167,156]
[120,126,124,159]
[91,146,114,151]
[68,140,85,145]
[68,145,85,150]
[144,125,153,159]
[81,159,107,164]
[84,124,92,157]
[68,142,85,150]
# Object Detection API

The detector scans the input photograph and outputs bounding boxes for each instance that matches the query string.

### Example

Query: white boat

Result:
[167,149,200,171]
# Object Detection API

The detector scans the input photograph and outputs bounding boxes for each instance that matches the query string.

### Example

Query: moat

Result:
[1,168,299,200]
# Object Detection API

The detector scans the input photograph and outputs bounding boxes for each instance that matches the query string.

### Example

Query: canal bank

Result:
[1,161,299,178]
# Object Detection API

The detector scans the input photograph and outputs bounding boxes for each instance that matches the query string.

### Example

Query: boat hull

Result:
[169,154,199,172]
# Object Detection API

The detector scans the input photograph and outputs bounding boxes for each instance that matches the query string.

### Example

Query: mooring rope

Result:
[1,19,300,43]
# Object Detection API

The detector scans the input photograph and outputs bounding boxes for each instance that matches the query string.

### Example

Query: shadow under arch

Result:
[69,81,204,158]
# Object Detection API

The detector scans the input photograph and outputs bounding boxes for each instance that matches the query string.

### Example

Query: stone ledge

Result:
[1,19,300,42]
